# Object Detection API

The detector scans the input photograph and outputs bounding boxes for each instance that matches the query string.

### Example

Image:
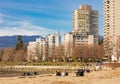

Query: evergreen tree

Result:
[15,35,23,50]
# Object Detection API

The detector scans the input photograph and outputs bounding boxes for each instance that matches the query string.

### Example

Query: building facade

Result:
[27,41,37,61]
[46,32,62,47]
[103,0,120,62]
[36,38,48,61]
[73,5,99,45]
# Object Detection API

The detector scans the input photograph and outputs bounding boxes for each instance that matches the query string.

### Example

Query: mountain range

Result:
[0,35,42,48]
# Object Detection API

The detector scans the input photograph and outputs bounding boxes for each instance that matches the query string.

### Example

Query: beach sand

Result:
[0,68,120,84]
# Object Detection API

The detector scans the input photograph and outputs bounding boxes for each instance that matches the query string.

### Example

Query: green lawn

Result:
[0,62,92,67]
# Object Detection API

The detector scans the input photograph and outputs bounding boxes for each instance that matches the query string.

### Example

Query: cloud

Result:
[0,13,56,36]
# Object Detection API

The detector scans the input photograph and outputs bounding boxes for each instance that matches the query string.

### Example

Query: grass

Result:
[0,62,22,66]
[26,62,88,67]
[0,61,88,67]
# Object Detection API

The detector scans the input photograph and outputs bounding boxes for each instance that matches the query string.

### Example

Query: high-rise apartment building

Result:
[27,41,37,61]
[73,5,99,45]
[63,32,73,46]
[103,0,120,62]
[27,38,48,61]
[36,38,48,61]
[46,32,62,46]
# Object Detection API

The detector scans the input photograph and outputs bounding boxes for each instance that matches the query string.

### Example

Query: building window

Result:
[107,1,110,4]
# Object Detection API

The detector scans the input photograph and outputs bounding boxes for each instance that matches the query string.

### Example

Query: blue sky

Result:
[0,0,103,36]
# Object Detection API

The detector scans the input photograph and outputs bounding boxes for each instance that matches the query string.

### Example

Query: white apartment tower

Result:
[27,41,37,61]
[104,0,120,62]
[73,5,99,45]
[46,32,62,46]
[27,37,48,61]
[36,38,48,61]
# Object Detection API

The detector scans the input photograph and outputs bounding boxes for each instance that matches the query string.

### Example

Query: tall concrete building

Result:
[36,38,48,61]
[27,41,37,61]
[63,32,73,46]
[73,5,99,45]
[27,38,48,61]
[46,32,62,47]
[103,0,120,62]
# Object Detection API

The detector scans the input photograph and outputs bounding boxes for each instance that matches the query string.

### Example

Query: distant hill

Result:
[0,35,42,48]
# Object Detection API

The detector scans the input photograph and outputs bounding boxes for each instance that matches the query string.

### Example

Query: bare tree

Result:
[116,36,120,62]
[71,45,88,62]
[53,46,63,62]
[87,44,104,62]
[104,36,116,62]
[71,44,104,62]
[97,44,104,60]
[63,41,74,62]
[47,45,55,62]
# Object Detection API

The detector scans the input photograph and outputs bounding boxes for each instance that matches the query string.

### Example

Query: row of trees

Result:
[33,43,104,63]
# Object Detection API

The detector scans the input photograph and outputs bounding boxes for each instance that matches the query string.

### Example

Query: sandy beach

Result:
[0,67,120,84]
